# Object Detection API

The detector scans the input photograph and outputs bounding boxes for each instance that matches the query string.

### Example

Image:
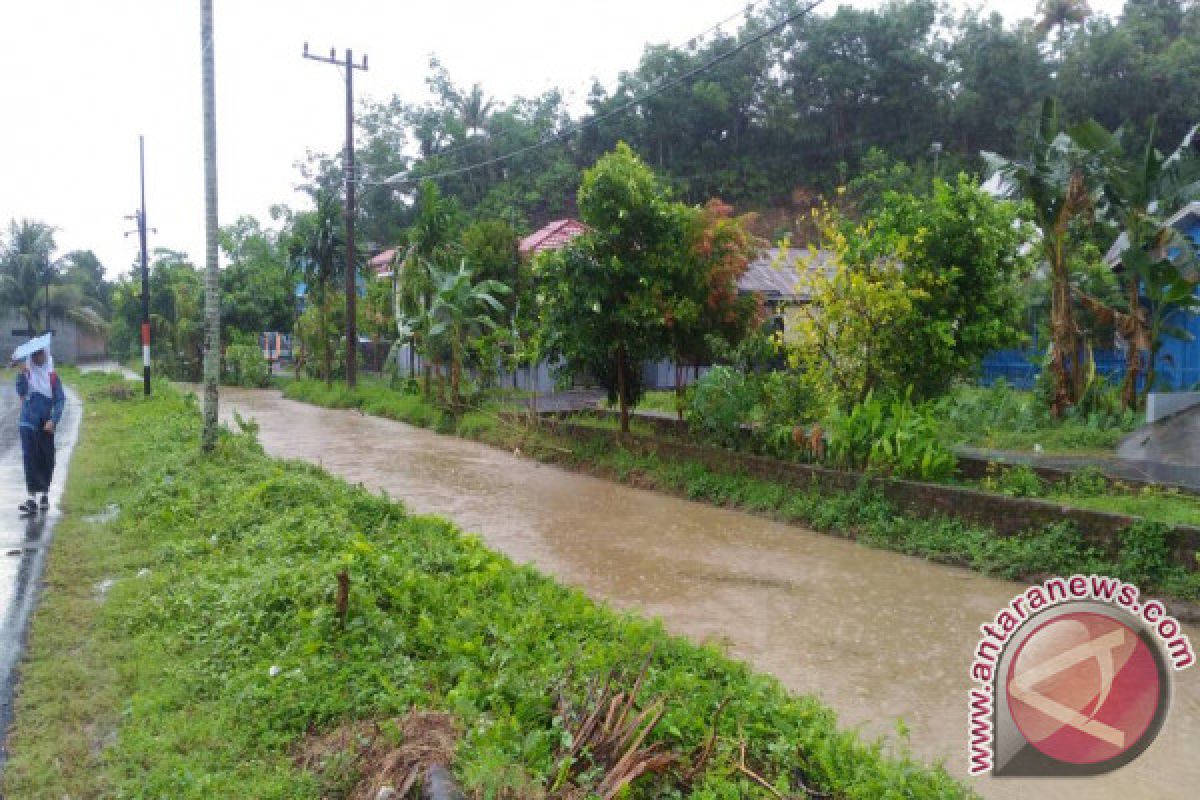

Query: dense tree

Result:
[0,220,108,338]
[218,216,294,340]
[286,192,346,384]
[541,144,688,432]
[795,175,1028,405]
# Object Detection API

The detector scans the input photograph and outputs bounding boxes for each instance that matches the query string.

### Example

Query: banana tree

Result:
[984,98,1094,416]
[1070,117,1200,406]
[425,261,509,406]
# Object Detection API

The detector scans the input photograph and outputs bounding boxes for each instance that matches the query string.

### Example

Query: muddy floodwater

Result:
[217,388,1200,800]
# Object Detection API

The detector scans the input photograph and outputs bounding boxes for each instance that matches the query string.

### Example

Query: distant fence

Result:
[979,348,1151,390]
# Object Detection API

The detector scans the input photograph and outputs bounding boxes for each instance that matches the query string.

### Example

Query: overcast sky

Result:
[0,0,1125,279]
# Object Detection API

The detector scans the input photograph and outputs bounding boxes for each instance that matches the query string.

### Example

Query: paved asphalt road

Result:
[0,381,80,767]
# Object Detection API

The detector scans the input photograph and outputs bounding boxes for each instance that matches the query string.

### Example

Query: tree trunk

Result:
[200,0,221,453]
[321,291,332,387]
[1048,245,1082,417]
[616,342,630,434]
[1120,281,1142,411]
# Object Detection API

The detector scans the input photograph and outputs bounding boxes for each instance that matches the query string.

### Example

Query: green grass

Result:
[932,384,1142,455]
[979,464,1200,528]
[603,389,682,415]
[6,373,971,798]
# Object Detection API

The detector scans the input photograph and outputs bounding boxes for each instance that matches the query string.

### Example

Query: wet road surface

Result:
[216,388,1200,800]
[0,383,80,767]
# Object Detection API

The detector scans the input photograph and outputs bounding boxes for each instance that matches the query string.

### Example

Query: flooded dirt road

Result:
[218,388,1200,800]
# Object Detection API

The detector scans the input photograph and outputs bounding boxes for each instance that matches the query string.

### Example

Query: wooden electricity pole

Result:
[303,43,368,388]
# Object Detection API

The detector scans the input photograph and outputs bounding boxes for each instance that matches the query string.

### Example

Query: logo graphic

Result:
[968,576,1194,778]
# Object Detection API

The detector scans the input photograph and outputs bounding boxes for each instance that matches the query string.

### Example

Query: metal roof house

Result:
[738,247,836,304]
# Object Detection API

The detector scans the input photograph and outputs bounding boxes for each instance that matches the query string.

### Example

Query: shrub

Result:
[982,464,1045,498]
[825,391,957,481]
[685,366,757,448]
[224,344,271,388]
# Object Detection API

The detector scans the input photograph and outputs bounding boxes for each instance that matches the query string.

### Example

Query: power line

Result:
[381,0,825,188]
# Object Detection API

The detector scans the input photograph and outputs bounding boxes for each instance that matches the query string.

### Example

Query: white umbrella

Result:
[11,333,53,363]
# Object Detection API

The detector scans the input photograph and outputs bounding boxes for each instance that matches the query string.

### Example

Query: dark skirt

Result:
[20,426,55,495]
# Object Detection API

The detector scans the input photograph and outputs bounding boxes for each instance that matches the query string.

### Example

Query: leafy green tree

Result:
[461,218,523,319]
[109,249,204,379]
[219,215,294,340]
[286,192,345,384]
[0,220,108,338]
[663,199,762,417]
[541,143,686,432]
[796,176,1027,405]
[61,250,111,311]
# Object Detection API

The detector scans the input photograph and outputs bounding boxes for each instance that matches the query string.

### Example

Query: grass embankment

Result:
[5,373,968,798]
[283,378,1200,602]
[933,384,1142,455]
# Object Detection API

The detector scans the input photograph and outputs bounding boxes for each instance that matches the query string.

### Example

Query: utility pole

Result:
[303,43,368,388]
[124,135,155,396]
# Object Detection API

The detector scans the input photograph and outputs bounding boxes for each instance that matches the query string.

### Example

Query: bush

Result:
[224,344,270,388]
[756,370,820,427]
[826,391,957,481]
[981,464,1045,498]
[684,366,757,448]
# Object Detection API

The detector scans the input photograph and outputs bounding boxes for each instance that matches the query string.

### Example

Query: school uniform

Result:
[16,360,65,503]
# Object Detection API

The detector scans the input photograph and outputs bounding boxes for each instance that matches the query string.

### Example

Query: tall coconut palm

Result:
[0,219,108,336]
[457,83,494,138]
[985,98,1094,417]
[425,261,508,406]
[1035,0,1092,67]
[200,0,221,451]
[1071,117,1200,406]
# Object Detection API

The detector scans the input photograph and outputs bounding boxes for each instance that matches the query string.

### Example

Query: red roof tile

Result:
[518,219,587,257]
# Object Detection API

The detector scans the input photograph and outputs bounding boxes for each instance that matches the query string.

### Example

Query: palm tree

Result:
[1071,117,1200,407]
[985,99,1094,417]
[457,83,494,138]
[425,261,509,406]
[201,0,221,451]
[1035,0,1092,67]
[0,219,108,337]
[289,191,346,385]
[396,181,458,396]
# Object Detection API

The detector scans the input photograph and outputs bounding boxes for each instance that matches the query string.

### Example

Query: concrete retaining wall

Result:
[524,414,1200,572]
[1147,392,1200,423]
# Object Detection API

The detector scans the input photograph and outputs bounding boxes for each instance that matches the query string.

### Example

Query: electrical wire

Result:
[375,0,826,188]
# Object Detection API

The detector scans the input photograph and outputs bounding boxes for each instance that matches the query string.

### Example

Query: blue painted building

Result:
[981,202,1200,390]
[1103,201,1200,391]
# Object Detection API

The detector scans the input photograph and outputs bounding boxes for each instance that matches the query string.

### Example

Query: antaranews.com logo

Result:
[968,574,1194,777]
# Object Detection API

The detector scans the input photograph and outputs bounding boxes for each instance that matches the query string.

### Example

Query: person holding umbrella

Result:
[11,334,64,515]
